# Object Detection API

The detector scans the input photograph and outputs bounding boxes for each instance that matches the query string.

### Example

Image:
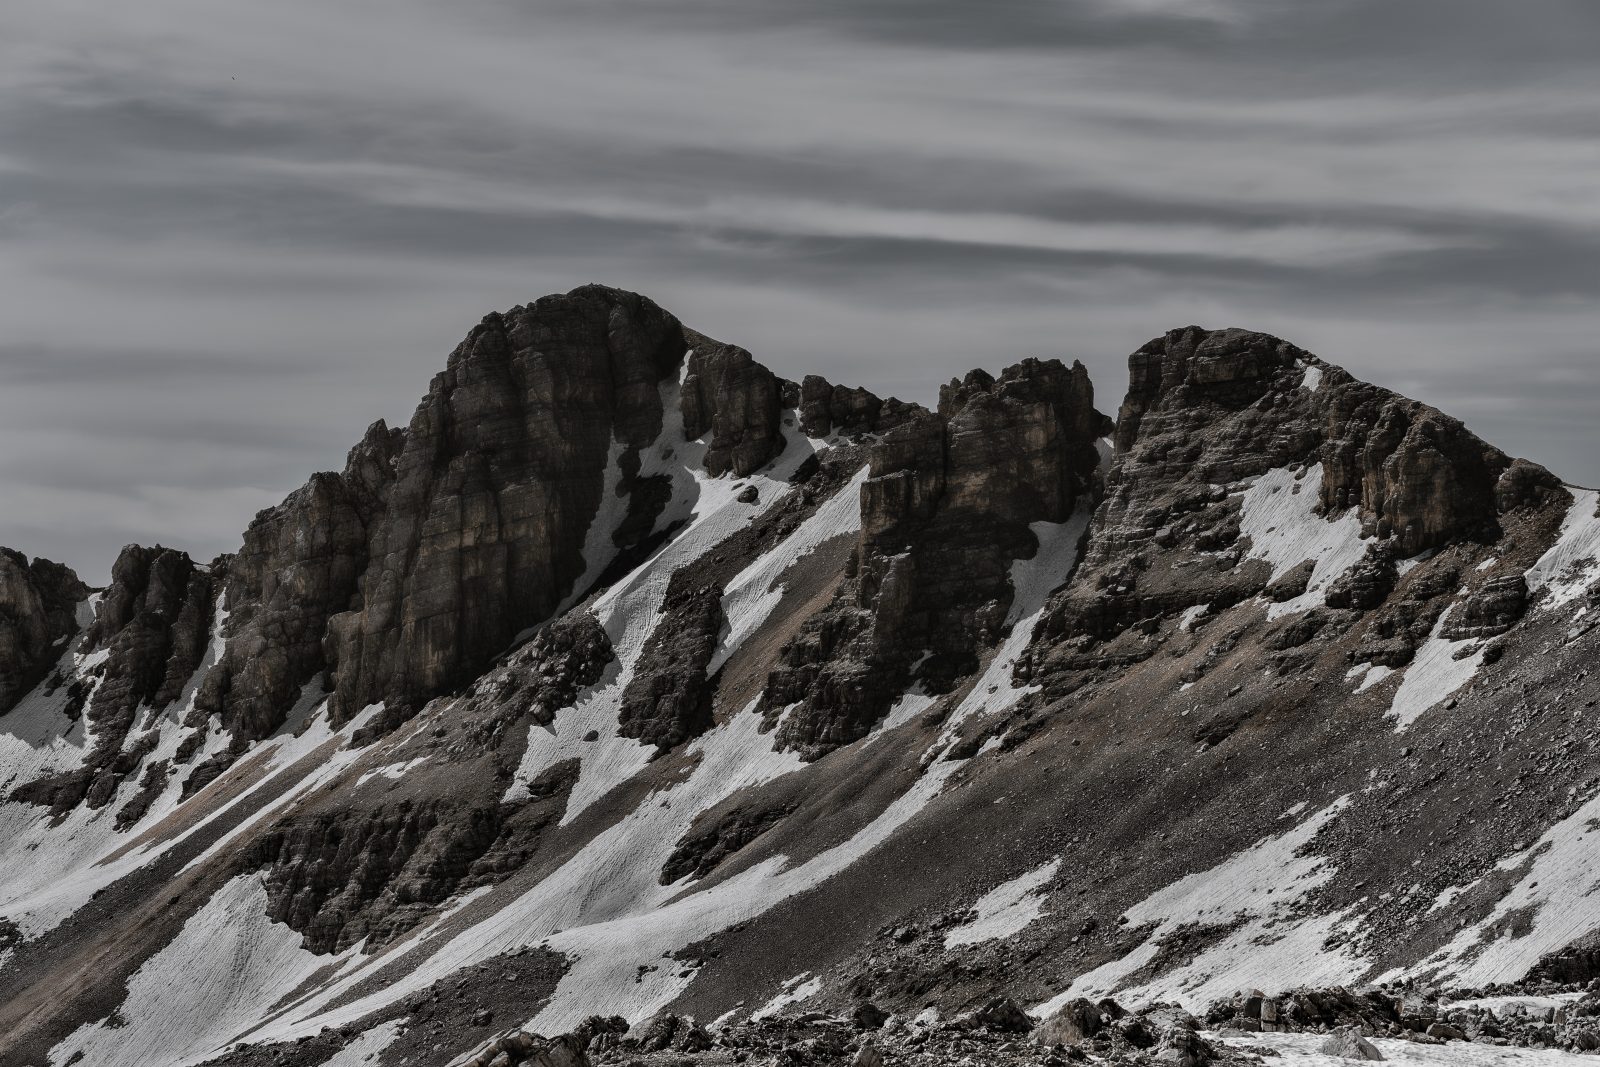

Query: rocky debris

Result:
[765,358,1110,757]
[561,1005,1245,1067]
[1157,1026,1220,1067]
[661,801,796,884]
[1035,997,1117,1045]
[1442,574,1531,639]
[628,1011,716,1053]
[0,548,88,714]
[459,611,614,745]
[965,996,1036,1033]
[461,1030,588,1067]
[619,583,724,751]
[1204,980,1600,1057]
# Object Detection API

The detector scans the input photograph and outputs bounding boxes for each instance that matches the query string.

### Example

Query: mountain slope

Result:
[2,287,1598,1067]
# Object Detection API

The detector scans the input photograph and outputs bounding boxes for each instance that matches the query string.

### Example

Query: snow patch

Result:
[943,505,1091,736]
[1345,662,1394,693]
[944,857,1061,948]
[751,973,822,1020]
[710,464,868,674]
[50,875,353,1067]
[505,385,825,822]
[1525,488,1600,610]
[1034,797,1361,1014]
[1387,607,1484,731]
[1413,785,1600,985]
[1236,464,1367,619]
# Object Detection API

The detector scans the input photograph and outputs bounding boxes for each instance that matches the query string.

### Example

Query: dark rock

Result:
[1324,546,1398,612]
[851,1002,889,1031]
[1442,575,1530,639]
[618,584,723,751]
[969,997,1034,1033]
[661,802,795,884]
[768,358,1109,757]
[0,549,89,714]
[682,331,785,478]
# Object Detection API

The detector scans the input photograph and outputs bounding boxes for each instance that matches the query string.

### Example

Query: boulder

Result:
[1319,1025,1385,1060]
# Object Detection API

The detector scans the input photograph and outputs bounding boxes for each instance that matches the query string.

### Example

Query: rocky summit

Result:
[4,285,1600,1067]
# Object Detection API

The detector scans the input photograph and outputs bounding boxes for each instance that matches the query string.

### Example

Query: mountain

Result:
[3,285,1600,1067]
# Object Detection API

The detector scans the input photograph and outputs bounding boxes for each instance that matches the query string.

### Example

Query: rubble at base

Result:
[456,978,1600,1067]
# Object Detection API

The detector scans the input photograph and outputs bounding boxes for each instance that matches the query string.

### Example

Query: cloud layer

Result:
[4,0,1598,579]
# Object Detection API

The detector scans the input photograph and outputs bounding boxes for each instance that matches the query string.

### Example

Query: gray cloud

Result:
[2,0,1598,580]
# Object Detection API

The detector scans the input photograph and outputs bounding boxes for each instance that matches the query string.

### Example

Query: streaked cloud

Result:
[2,0,1597,578]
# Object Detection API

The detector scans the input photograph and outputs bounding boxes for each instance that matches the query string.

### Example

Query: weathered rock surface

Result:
[766,358,1111,756]
[11,544,214,813]
[0,549,88,713]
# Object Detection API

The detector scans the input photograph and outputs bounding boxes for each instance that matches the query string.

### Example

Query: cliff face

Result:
[765,357,1112,756]
[0,549,87,713]
[4,289,1600,1067]
[1032,327,1552,674]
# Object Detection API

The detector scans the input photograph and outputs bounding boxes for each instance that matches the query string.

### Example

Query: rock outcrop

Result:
[1030,326,1556,683]
[191,287,791,757]
[765,357,1111,756]
[0,549,87,713]
[11,545,214,813]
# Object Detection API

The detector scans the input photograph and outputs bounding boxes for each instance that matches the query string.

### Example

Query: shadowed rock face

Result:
[766,357,1112,757]
[10,545,214,814]
[681,331,786,479]
[191,286,709,753]
[0,549,87,714]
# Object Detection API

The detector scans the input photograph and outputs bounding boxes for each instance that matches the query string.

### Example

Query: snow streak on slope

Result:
[505,388,827,821]
[945,506,1091,735]
[1387,607,1486,731]
[1034,798,1361,1014]
[1410,784,1600,986]
[1526,488,1600,610]
[249,693,973,1042]
[50,875,353,1067]
[1237,465,1367,619]
[554,439,629,617]
[944,857,1061,948]
[751,974,822,1020]
[0,595,237,940]
[710,464,869,674]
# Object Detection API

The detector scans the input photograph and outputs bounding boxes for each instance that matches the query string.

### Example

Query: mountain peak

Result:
[3,290,1596,1067]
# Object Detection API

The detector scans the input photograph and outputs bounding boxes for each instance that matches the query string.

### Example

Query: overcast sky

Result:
[4,0,1598,581]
